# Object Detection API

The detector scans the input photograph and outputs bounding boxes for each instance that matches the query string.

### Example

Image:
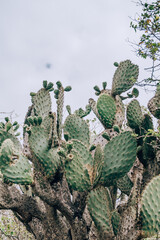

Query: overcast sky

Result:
[0,0,155,129]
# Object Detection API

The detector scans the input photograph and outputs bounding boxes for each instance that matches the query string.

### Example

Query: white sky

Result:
[0,0,155,129]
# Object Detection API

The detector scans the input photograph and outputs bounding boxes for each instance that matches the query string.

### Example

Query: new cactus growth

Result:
[0,60,160,240]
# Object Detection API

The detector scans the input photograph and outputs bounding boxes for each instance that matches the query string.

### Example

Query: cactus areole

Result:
[0,61,160,240]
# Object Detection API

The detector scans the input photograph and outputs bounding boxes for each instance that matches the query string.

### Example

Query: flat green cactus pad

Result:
[111,60,139,96]
[148,95,160,119]
[65,150,91,192]
[87,186,114,237]
[0,139,15,167]
[71,139,93,165]
[101,131,137,186]
[29,126,49,155]
[41,148,61,177]
[126,99,143,130]
[117,174,133,196]
[0,130,21,150]
[97,94,116,129]
[1,154,33,185]
[28,126,61,178]
[32,88,52,119]
[63,114,90,146]
[141,175,160,235]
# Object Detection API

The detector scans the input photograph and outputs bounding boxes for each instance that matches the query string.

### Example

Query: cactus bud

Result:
[5,117,9,122]
[43,80,48,88]
[64,132,69,141]
[48,88,54,92]
[13,121,18,126]
[27,117,34,125]
[46,82,54,90]
[30,92,36,97]
[102,132,110,141]
[6,122,12,132]
[102,82,107,90]
[64,86,72,92]
[14,124,20,131]
[33,117,38,125]
[114,62,119,67]
[23,124,28,131]
[37,116,42,125]
[132,88,139,98]
[113,125,120,133]
[0,122,5,129]
[95,92,101,96]
[89,144,96,151]
[54,89,59,95]
[93,85,101,93]
[56,81,62,89]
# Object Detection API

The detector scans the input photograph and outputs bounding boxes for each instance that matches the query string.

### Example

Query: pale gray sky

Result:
[0,0,154,128]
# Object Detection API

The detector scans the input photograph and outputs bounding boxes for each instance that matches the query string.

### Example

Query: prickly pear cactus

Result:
[111,59,139,96]
[1,60,160,240]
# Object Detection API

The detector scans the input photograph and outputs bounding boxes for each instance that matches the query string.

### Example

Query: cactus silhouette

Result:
[0,61,160,240]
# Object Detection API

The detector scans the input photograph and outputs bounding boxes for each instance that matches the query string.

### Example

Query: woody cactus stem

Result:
[1,60,160,240]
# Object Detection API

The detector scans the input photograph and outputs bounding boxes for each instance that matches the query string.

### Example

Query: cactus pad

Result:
[32,88,52,119]
[28,126,61,177]
[65,149,91,192]
[117,174,133,196]
[63,114,90,146]
[111,60,139,96]
[101,131,137,186]
[97,94,116,129]
[141,175,160,234]
[127,99,143,130]
[148,95,160,119]
[87,186,114,237]
[0,130,21,150]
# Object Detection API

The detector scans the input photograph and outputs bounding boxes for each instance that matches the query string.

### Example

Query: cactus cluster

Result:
[1,60,160,239]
